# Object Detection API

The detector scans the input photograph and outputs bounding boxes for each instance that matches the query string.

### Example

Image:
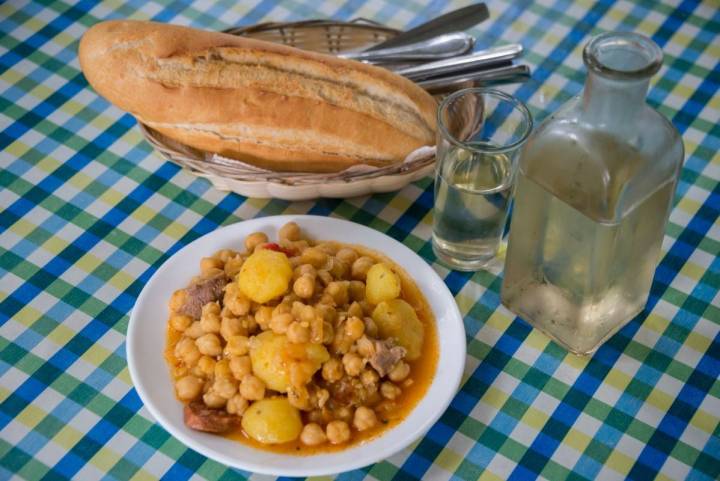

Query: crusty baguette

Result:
[78,20,438,172]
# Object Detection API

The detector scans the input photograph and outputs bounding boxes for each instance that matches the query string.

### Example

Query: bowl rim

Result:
[126,215,466,476]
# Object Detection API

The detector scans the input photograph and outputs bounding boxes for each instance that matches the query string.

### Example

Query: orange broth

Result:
[165,242,438,455]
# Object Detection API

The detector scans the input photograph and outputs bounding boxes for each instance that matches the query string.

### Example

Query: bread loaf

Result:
[78,20,438,172]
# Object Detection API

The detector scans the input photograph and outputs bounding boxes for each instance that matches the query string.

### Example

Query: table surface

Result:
[1,0,719,480]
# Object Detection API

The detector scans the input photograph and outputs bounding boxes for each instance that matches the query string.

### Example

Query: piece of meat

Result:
[177,273,228,319]
[183,402,239,433]
[326,377,368,406]
[369,339,406,377]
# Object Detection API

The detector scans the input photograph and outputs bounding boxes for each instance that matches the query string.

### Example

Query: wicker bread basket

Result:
[139,19,438,200]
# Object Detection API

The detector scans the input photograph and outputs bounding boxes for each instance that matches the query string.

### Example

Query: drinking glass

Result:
[432,88,533,271]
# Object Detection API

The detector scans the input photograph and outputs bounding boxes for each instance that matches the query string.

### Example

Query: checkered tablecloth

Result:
[1,0,718,480]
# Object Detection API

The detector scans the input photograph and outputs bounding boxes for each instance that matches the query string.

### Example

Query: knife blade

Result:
[396,44,524,80]
[417,64,531,94]
[364,3,490,51]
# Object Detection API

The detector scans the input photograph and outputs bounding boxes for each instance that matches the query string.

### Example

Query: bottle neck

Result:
[581,71,650,137]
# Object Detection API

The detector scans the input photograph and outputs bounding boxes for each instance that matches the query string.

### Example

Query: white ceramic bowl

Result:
[127,215,466,476]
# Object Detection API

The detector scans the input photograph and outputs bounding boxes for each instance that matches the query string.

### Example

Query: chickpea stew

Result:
[164,222,438,454]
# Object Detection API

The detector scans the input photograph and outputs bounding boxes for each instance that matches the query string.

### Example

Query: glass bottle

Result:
[501,32,684,355]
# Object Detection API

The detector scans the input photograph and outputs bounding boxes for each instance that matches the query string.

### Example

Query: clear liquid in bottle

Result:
[501,32,683,354]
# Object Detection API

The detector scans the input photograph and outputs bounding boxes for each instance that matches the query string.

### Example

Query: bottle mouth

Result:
[583,32,663,80]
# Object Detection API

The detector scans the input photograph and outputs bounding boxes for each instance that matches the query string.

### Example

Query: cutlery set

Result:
[341,3,529,93]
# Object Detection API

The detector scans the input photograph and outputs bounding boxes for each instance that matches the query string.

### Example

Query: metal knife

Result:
[396,44,524,80]
[364,3,490,51]
[417,64,531,94]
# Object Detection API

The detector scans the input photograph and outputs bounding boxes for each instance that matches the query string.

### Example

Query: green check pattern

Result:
[1,0,718,480]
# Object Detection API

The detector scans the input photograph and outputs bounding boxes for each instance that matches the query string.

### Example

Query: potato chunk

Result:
[250,331,329,392]
[365,263,401,305]
[237,249,293,303]
[242,398,302,444]
[372,299,424,360]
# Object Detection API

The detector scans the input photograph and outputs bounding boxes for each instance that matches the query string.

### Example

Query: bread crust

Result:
[79,20,438,172]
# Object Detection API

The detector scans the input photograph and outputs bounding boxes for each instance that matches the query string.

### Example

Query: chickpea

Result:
[279,221,301,242]
[346,302,363,320]
[184,321,205,339]
[316,305,337,324]
[360,368,379,387]
[322,358,344,382]
[224,283,251,316]
[380,382,402,400]
[293,274,315,299]
[203,391,226,409]
[388,362,411,382]
[172,363,189,378]
[342,352,364,377]
[202,301,221,317]
[326,281,349,306]
[328,258,349,279]
[200,304,221,334]
[307,408,333,425]
[364,316,379,337]
[315,242,338,255]
[240,374,265,401]
[196,333,222,357]
[292,302,316,323]
[300,423,327,446]
[243,314,258,335]
[351,256,375,280]
[200,256,224,274]
[332,328,354,355]
[220,316,244,341]
[344,316,365,341]
[175,375,203,401]
[270,312,294,334]
[336,247,358,265]
[287,322,311,343]
[349,281,366,302]
[289,239,310,252]
[317,270,333,287]
[254,306,273,330]
[225,335,249,356]
[356,336,375,357]
[272,303,291,317]
[197,355,216,377]
[245,232,268,251]
[283,293,300,306]
[168,289,187,312]
[296,263,316,279]
[301,247,327,268]
[322,321,335,345]
[229,355,252,380]
[213,377,238,399]
[175,338,201,366]
[214,249,237,263]
[226,394,249,415]
[224,255,244,278]
[202,267,224,279]
[334,406,354,423]
[318,293,335,306]
[170,314,192,332]
[326,420,351,445]
[289,256,303,268]
[353,406,378,431]
[215,359,232,379]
